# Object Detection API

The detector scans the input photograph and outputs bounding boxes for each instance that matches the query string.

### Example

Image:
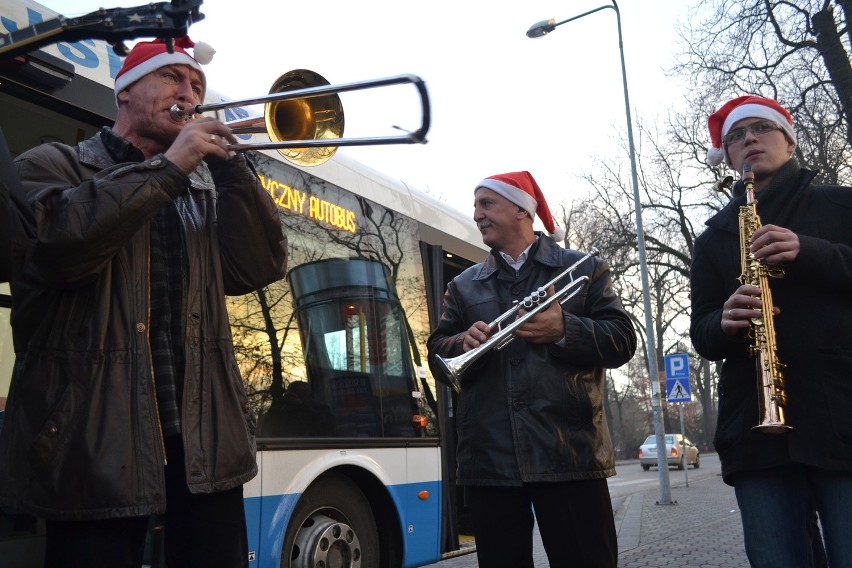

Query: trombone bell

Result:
[263,69,344,167]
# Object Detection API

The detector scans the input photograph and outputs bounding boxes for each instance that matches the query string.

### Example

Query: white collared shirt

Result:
[499,238,537,271]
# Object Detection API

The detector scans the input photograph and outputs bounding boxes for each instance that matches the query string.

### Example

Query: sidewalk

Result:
[614,468,748,567]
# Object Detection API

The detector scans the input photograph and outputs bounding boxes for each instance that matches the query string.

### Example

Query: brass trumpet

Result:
[436,247,599,393]
[170,69,431,166]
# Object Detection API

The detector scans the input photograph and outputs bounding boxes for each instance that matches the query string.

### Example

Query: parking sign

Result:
[664,353,691,403]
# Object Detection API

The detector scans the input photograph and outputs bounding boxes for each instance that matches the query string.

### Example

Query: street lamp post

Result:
[527,0,673,505]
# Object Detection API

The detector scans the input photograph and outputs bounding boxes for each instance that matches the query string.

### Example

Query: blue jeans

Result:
[734,464,852,568]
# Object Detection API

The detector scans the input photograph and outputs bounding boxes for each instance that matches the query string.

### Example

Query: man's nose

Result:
[175,79,198,101]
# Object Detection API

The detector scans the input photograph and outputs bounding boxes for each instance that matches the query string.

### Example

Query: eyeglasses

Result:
[723,120,783,145]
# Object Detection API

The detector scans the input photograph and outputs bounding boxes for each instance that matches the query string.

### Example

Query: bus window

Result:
[276,258,421,439]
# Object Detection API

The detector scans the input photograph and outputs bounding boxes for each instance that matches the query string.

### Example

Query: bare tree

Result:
[562,112,728,448]
[547,0,852,455]
[668,0,852,443]
[677,0,852,183]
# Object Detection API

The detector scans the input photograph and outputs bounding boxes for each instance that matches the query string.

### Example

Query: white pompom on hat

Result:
[113,36,215,105]
[476,171,566,241]
[706,95,796,167]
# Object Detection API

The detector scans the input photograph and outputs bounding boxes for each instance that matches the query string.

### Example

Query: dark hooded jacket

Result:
[427,234,636,485]
[0,128,287,520]
[690,159,852,485]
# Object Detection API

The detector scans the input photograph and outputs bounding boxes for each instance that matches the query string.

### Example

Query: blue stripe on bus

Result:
[243,480,442,568]
[388,480,443,567]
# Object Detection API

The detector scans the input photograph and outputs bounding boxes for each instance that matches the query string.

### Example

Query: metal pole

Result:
[527,0,672,504]
[610,0,672,506]
[679,404,689,487]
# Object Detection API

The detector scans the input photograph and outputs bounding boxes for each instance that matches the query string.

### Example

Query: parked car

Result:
[638,434,700,470]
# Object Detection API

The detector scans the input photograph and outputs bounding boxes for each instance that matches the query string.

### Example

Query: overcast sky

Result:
[40,0,695,226]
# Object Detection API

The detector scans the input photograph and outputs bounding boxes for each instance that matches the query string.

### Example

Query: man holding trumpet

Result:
[427,171,636,568]
[0,36,287,567]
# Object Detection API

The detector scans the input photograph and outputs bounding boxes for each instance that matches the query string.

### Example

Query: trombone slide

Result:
[170,71,431,166]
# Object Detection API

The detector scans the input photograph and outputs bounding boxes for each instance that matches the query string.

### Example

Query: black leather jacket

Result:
[0,130,287,520]
[428,235,636,485]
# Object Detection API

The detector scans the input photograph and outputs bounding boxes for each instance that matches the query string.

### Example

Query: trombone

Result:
[170,69,431,166]
[436,247,599,393]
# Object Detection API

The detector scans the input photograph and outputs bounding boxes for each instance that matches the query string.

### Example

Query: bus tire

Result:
[282,472,380,568]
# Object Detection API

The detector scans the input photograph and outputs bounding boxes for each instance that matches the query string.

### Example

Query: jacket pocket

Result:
[25,355,90,470]
[713,387,748,454]
[561,371,593,428]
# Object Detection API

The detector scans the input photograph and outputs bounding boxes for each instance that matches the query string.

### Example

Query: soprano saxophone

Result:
[738,163,793,433]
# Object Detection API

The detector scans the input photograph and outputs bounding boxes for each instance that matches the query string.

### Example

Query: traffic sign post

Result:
[665,353,691,403]
[665,353,692,486]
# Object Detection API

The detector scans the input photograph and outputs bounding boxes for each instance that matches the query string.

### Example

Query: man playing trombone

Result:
[427,171,636,568]
[0,36,287,567]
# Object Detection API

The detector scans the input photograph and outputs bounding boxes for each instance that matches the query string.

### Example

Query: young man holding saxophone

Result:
[690,96,852,567]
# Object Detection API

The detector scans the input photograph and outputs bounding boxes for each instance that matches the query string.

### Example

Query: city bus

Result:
[0,1,487,565]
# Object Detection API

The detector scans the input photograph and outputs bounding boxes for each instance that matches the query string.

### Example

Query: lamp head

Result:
[526,18,556,38]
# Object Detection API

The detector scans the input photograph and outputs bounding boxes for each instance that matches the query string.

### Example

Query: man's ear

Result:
[117,88,130,105]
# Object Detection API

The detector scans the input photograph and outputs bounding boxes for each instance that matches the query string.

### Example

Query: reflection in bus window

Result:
[286,258,420,438]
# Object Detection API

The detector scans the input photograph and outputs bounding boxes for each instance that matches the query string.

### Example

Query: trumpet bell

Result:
[264,69,345,166]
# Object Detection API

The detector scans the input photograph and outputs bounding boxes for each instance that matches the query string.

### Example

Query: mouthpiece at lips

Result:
[169,104,196,122]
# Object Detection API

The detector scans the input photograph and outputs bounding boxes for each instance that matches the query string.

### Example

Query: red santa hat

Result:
[114,36,215,105]
[706,95,796,167]
[476,171,565,241]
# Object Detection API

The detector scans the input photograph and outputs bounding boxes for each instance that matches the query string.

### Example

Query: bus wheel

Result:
[283,472,379,568]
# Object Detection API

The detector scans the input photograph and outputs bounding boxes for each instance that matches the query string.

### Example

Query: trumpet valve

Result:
[522,290,544,309]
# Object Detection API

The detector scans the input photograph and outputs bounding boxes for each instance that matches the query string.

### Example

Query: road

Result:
[609,453,720,504]
[424,453,724,567]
